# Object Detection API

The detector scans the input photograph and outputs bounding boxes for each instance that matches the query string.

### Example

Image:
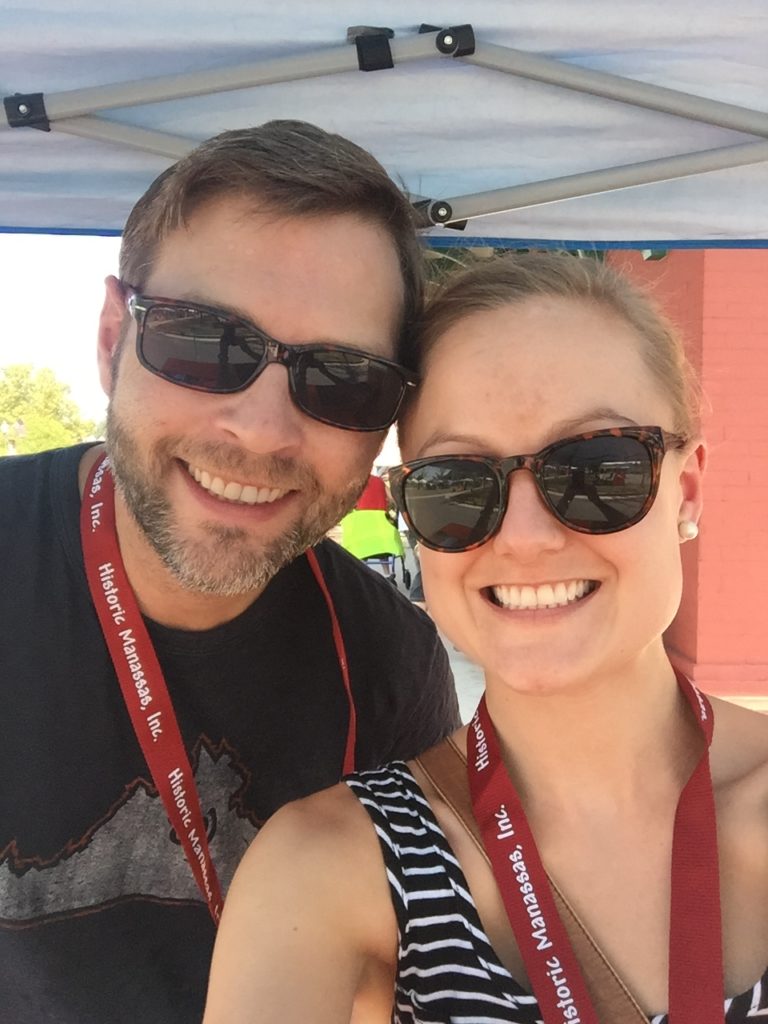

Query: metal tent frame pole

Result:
[1,34,439,124]
[464,42,768,138]
[53,118,195,159]
[422,141,768,227]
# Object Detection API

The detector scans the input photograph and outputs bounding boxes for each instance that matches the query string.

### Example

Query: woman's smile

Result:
[487,578,600,611]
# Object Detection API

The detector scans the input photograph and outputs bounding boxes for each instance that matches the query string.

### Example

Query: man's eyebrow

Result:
[156,293,358,348]
[167,292,261,324]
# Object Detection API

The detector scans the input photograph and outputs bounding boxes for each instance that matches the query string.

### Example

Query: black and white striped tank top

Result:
[346,762,768,1024]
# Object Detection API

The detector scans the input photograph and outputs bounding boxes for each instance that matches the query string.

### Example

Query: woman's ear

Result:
[97,276,128,396]
[677,440,706,531]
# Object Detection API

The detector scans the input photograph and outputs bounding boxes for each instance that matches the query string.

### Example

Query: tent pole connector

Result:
[430,201,453,223]
[429,199,468,231]
[437,25,475,58]
[352,29,395,72]
[413,197,469,232]
[3,92,50,131]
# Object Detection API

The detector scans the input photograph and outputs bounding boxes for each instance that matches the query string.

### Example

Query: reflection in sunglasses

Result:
[391,427,685,549]
[129,293,417,431]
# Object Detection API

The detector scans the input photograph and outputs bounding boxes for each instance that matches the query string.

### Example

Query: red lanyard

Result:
[467,675,723,1024]
[80,454,357,923]
[305,547,357,776]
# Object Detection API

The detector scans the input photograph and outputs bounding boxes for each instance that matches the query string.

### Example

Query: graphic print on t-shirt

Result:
[0,738,260,926]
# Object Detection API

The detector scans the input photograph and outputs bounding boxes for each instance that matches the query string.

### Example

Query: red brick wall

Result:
[609,250,768,705]
[696,251,768,700]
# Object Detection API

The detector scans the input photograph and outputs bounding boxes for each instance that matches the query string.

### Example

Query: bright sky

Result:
[0,233,121,422]
[0,232,402,461]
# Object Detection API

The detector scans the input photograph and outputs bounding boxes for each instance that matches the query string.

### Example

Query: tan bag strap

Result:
[415,737,648,1024]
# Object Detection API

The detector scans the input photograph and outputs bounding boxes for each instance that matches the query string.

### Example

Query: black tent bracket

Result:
[436,25,475,58]
[419,23,476,57]
[4,92,51,131]
[429,200,454,224]
[355,33,395,73]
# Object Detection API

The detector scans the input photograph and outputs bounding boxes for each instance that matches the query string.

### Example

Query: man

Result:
[0,121,459,1023]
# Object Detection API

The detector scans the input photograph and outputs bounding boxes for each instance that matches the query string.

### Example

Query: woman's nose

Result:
[490,469,567,560]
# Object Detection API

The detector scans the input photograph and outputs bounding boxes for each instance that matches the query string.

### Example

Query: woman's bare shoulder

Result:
[204,783,397,1024]
[228,782,396,950]
[710,696,768,809]
[261,781,370,838]
[236,782,382,886]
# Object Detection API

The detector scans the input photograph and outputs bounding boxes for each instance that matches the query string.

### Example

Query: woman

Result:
[203,253,768,1023]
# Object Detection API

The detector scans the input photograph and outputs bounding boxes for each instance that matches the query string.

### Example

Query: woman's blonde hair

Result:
[410,252,700,437]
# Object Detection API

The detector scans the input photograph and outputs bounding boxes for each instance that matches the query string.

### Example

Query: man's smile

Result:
[185,462,289,506]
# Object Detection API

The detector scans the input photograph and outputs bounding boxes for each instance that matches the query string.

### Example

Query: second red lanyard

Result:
[467,675,723,1024]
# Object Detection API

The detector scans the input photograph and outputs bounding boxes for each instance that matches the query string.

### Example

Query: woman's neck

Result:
[481,651,702,818]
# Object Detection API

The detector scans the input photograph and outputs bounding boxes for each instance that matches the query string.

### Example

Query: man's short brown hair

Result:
[119,120,424,365]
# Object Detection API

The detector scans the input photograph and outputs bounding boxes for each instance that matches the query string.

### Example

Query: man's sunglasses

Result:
[389,427,687,552]
[126,294,418,432]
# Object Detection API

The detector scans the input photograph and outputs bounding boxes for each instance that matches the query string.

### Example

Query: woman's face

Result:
[402,294,704,696]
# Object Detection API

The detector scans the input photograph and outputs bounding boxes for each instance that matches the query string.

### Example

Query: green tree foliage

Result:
[0,364,98,456]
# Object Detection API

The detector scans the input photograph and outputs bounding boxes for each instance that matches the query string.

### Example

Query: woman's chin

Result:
[481,650,600,700]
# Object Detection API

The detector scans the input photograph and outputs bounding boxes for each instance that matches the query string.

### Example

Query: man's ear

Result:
[677,440,706,530]
[97,276,128,396]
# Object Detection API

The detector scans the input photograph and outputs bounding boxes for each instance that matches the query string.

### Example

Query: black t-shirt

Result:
[0,445,459,1023]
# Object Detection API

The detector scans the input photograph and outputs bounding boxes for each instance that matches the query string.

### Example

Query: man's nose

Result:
[208,364,305,455]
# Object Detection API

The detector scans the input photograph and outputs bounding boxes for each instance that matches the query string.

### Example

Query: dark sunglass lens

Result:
[293,350,404,429]
[141,306,265,392]
[540,435,653,531]
[403,460,501,550]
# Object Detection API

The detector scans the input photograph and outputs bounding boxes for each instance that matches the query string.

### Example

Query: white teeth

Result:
[186,464,286,506]
[241,485,260,503]
[537,583,555,608]
[492,580,595,611]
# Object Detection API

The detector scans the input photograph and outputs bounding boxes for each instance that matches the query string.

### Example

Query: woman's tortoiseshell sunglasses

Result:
[389,426,687,552]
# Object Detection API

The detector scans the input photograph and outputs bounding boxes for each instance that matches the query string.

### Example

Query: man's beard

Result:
[105,405,368,597]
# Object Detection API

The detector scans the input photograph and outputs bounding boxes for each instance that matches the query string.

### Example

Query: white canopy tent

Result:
[1,0,767,246]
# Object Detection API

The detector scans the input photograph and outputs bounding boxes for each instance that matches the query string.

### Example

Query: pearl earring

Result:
[678,520,699,542]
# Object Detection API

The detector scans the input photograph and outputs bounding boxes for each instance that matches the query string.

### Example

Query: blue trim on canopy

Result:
[2,226,767,250]
[0,226,123,237]
[424,237,768,250]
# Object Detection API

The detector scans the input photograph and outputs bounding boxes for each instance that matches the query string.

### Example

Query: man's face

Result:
[98,197,405,596]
